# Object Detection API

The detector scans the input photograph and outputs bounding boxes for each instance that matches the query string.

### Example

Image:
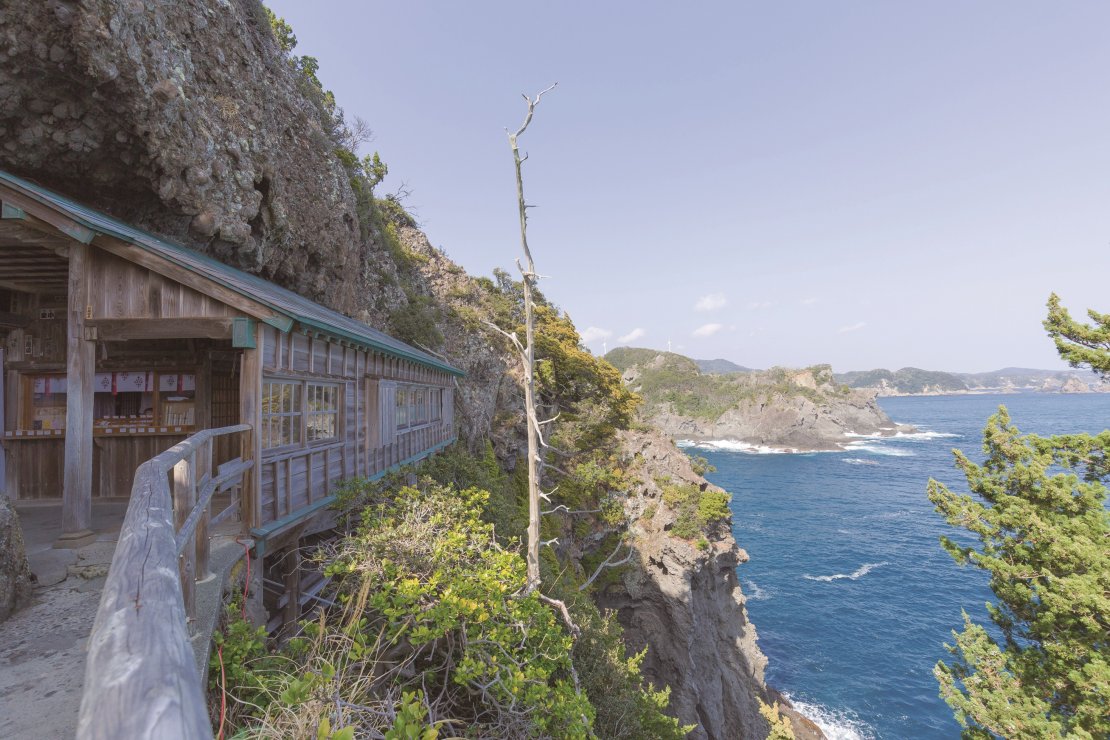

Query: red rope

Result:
[216,643,227,740]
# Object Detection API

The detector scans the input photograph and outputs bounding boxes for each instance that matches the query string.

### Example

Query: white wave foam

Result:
[863,510,911,521]
[842,458,879,466]
[842,442,914,457]
[803,562,888,582]
[890,430,960,440]
[677,439,797,454]
[784,694,875,740]
[744,580,769,601]
[843,429,957,441]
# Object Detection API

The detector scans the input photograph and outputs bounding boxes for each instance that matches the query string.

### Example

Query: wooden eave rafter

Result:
[0,185,294,331]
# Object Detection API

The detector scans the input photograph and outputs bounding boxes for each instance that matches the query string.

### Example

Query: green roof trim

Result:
[0,170,463,377]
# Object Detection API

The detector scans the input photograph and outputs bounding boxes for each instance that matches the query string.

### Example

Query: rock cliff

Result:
[598,429,822,739]
[0,494,33,622]
[601,429,768,738]
[608,348,907,451]
[1,0,375,316]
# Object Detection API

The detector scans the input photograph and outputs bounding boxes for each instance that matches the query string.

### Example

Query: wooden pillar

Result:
[240,324,262,531]
[59,242,95,546]
[173,453,197,619]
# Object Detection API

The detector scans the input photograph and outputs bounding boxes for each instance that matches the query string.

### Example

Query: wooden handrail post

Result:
[173,452,197,620]
[195,439,212,581]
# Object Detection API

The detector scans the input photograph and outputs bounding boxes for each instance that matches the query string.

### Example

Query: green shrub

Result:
[662,483,731,541]
[571,606,695,739]
[688,455,716,476]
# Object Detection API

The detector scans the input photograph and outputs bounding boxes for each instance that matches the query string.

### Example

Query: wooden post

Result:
[59,242,95,547]
[195,439,212,582]
[173,453,197,619]
[240,324,262,530]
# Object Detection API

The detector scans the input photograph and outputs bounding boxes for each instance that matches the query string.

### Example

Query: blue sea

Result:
[688,393,1110,740]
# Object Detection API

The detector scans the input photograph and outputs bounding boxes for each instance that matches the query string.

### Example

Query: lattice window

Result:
[306,382,340,442]
[262,380,302,449]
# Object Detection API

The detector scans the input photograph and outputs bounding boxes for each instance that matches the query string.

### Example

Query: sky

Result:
[266,1,1110,373]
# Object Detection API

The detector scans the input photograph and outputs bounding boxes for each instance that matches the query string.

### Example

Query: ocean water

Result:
[688,393,1110,740]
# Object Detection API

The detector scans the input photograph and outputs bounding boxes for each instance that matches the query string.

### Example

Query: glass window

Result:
[396,388,408,429]
[262,380,302,448]
[306,382,340,442]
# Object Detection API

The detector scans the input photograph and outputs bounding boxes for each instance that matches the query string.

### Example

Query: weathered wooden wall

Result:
[256,325,454,529]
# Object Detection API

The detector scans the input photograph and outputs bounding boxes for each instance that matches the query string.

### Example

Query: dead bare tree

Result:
[486,89,635,648]
[486,83,557,593]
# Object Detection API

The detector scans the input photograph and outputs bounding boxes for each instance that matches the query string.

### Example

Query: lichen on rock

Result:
[0,494,34,622]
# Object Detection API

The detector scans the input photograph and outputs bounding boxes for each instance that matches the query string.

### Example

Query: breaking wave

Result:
[678,439,797,454]
[744,580,770,601]
[890,430,960,440]
[842,428,958,441]
[842,458,879,466]
[803,562,889,582]
[841,442,914,457]
[785,694,875,740]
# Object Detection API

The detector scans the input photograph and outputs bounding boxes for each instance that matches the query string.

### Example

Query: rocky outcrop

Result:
[0,0,373,316]
[595,429,770,739]
[615,351,908,451]
[0,494,34,622]
[650,389,902,451]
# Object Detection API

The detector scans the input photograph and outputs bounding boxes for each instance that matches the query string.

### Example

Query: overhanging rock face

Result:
[0,0,373,317]
[0,494,33,621]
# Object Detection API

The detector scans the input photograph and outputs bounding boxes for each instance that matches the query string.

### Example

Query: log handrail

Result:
[77,424,252,740]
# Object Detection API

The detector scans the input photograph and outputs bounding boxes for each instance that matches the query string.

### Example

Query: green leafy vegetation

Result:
[212,474,693,738]
[759,700,797,739]
[661,481,731,540]
[388,291,443,348]
[928,296,1110,739]
[688,455,716,476]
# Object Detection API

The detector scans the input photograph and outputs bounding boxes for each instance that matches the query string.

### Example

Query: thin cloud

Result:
[801,297,819,306]
[837,321,867,334]
[618,328,645,344]
[747,301,774,310]
[580,326,612,343]
[693,322,723,337]
[695,293,727,312]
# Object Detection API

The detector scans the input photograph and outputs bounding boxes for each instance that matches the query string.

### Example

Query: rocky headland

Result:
[607,348,911,452]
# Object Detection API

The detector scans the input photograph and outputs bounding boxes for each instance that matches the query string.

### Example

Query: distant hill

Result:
[834,367,968,395]
[835,366,1107,395]
[604,347,698,373]
[694,358,755,375]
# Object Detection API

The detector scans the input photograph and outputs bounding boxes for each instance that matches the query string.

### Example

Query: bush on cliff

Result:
[212,475,689,738]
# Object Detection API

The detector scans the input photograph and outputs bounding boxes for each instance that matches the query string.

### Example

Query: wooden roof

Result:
[0,171,463,376]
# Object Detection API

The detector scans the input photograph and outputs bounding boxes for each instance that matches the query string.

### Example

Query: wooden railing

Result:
[77,424,252,740]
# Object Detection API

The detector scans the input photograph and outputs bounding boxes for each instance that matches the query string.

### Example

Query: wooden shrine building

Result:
[0,169,461,552]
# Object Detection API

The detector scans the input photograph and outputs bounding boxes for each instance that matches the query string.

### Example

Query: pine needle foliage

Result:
[1044,294,1110,377]
[927,409,1110,739]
